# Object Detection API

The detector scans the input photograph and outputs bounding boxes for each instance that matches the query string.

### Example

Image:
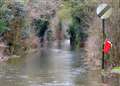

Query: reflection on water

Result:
[0,40,119,86]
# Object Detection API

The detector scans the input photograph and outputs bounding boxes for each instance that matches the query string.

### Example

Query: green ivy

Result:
[0,19,8,32]
[34,19,49,37]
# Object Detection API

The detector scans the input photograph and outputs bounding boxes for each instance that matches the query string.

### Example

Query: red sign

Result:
[103,39,112,54]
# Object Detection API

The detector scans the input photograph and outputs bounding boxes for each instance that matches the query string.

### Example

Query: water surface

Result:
[0,40,119,86]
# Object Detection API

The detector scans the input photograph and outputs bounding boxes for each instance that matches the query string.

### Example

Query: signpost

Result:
[96,3,112,69]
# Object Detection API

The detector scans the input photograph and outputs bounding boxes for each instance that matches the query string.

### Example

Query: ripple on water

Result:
[30,82,73,86]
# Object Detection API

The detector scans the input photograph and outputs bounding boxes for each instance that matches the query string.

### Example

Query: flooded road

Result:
[0,40,120,86]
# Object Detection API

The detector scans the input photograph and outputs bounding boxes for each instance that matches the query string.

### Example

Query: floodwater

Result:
[0,40,120,86]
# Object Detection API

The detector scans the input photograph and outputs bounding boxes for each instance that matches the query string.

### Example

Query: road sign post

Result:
[96,3,112,69]
[102,19,105,69]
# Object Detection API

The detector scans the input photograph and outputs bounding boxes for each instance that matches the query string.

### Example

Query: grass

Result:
[111,67,120,74]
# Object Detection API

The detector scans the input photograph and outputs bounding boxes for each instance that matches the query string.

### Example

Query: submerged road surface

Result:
[0,40,119,86]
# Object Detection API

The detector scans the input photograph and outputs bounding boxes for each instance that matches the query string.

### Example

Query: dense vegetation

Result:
[0,0,28,55]
[34,19,49,37]
[59,1,91,49]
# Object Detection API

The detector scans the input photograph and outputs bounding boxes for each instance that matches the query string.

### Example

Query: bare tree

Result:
[27,0,61,19]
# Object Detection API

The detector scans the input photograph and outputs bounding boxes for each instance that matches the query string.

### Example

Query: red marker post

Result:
[103,39,112,54]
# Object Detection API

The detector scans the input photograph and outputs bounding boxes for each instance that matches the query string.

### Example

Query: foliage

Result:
[0,0,9,34]
[1,1,28,55]
[0,19,8,33]
[34,19,49,37]
[111,67,120,74]
[58,1,72,20]
[59,0,90,48]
